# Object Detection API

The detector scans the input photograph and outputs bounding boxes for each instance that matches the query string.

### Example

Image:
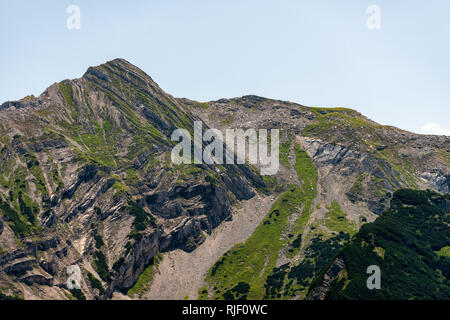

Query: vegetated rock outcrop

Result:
[307,189,450,300]
[0,59,448,300]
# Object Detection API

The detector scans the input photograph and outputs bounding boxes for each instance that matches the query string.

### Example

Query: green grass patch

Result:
[87,272,105,296]
[279,140,291,168]
[127,254,162,298]
[93,250,110,283]
[324,200,357,236]
[436,246,450,258]
[69,288,86,301]
[203,144,318,299]
[196,102,209,109]
[94,234,104,249]
[0,198,32,237]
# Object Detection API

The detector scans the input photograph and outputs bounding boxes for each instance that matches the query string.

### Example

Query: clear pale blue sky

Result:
[1,0,449,135]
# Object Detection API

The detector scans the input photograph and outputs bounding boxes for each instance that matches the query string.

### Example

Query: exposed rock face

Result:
[0,58,448,300]
[20,272,54,286]
[307,257,346,300]
[421,171,449,194]
[1,257,37,276]
[0,59,262,299]
[191,96,448,217]
[110,228,161,294]
[0,99,44,111]
[299,138,401,214]
[146,184,232,228]
[304,140,360,170]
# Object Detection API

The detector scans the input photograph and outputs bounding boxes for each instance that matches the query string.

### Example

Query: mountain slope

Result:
[186,95,449,300]
[0,59,448,300]
[0,59,262,299]
[307,189,450,300]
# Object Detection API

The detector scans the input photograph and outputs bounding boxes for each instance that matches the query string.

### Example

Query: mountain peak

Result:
[82,58,156,86]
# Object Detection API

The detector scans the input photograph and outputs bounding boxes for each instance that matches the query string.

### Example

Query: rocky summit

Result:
[0,59,448,300]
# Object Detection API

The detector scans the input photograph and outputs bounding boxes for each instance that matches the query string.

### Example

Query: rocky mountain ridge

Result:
[0,59,448,300]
